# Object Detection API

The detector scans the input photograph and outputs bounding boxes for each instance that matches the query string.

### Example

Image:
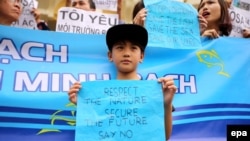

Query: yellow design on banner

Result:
[196,49,230,77]
[37,102,76,135]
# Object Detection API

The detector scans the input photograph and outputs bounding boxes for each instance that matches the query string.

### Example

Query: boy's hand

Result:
[158,77,177,106]
[68,82,82,104]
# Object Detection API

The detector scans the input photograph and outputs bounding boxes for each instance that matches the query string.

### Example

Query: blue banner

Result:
[0,25,250,141]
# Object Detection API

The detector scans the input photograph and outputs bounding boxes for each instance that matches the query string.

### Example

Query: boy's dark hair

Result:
[106,24,148,52]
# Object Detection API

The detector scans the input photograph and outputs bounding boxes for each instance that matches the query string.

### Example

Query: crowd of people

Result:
[0,0,249,140]
[0,0,249,38]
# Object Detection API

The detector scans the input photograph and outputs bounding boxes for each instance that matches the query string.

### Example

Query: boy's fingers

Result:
[168,85,177,90]
[69,93,77,104]
[68,88,79,94]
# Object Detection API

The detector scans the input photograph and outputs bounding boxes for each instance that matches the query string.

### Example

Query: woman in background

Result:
[198,0,232,38]
[0,0,22,25]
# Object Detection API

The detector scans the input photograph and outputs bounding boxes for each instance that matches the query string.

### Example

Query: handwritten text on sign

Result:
[75,80,165,141]
[229,6,250,37]
[93,0,118,11]
[144,0,201,49]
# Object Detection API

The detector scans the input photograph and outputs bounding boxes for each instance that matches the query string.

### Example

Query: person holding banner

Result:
[68,24,177,140]
[0,0,22,25]
[198,0,232,38]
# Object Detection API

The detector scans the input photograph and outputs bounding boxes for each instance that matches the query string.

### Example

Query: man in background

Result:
[71,0,96,11]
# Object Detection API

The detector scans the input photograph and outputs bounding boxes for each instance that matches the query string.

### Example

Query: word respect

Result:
[104,86,138,97]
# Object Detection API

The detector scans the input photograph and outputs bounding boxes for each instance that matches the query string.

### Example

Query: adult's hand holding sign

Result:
[93,0,118,11]
[75,80,165,141]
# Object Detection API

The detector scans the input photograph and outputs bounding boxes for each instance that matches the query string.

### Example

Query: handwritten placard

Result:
[56,7,118,34]
[144,0,201,49]
[143,0,166,6]
[229,5,250,37]
[75,80,165,141]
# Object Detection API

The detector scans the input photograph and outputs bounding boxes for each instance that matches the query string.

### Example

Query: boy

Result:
[68,24,177,140]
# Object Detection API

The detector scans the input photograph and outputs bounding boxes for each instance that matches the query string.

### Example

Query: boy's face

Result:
[108,40,144,74]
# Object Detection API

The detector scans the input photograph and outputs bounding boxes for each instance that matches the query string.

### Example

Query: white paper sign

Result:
[93,0,118,11]
[56,7,119,34]
[229,6,250,37]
